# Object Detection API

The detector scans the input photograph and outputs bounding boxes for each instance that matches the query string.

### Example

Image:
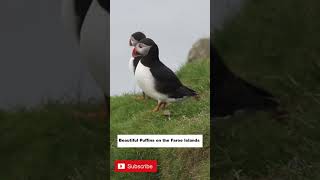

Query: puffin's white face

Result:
[134,42,152,57]
[129,36,139,46]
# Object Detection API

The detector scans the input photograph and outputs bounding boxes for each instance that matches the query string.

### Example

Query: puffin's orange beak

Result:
[132,47,138,57]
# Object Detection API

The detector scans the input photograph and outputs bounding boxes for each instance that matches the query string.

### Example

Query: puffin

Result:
[128,32,147,99]
[212,45,279,118]
[129,32,146,74]
[133,38,198,112]
[62,0,110,117]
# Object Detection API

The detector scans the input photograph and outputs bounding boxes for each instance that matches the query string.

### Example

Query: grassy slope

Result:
[214,0,320,179]
[110,59,210,180]
[0,59,209,179]
[0,103,108,180]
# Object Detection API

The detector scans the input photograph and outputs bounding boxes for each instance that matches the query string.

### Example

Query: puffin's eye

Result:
[139,44,143,48]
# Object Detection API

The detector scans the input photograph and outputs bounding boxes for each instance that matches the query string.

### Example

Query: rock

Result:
[187,38,210,62]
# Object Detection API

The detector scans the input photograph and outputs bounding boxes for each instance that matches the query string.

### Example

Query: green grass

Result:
[0,102,108,180]
[110,59,210,180]
[0,59,209,179]
[214,0,320,179]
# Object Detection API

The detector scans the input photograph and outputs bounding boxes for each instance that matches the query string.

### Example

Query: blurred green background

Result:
[213,0,320,179]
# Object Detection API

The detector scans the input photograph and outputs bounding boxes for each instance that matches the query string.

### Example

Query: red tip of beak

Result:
[132,48,137,57]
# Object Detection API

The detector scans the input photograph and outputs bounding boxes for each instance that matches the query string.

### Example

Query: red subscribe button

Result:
[114,160,157,173]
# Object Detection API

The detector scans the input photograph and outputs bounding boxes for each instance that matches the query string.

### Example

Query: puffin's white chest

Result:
[135,61,167,101]
[128,57,135,74]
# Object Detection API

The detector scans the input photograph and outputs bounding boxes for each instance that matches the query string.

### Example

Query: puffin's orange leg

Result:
[161,102,167,110]
[152,102,163,112]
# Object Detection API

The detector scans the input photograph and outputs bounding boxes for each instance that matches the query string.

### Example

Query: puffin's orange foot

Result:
[161,102,167,110]
[151,102,167,112]
[152,107,160,112]
[152,109,159,112]
[152,102,163,112]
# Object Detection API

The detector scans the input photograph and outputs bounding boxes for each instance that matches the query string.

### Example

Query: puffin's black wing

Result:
[150,61,197,98]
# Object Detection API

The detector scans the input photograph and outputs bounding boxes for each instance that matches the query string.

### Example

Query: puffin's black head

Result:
[129,32,146,46]
[133,38,158,58]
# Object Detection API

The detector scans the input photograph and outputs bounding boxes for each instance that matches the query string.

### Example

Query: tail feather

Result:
[180,86,198,97]
[242,80,275,98]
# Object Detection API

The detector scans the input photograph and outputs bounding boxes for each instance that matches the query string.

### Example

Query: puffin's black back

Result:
[212,46,279,117]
